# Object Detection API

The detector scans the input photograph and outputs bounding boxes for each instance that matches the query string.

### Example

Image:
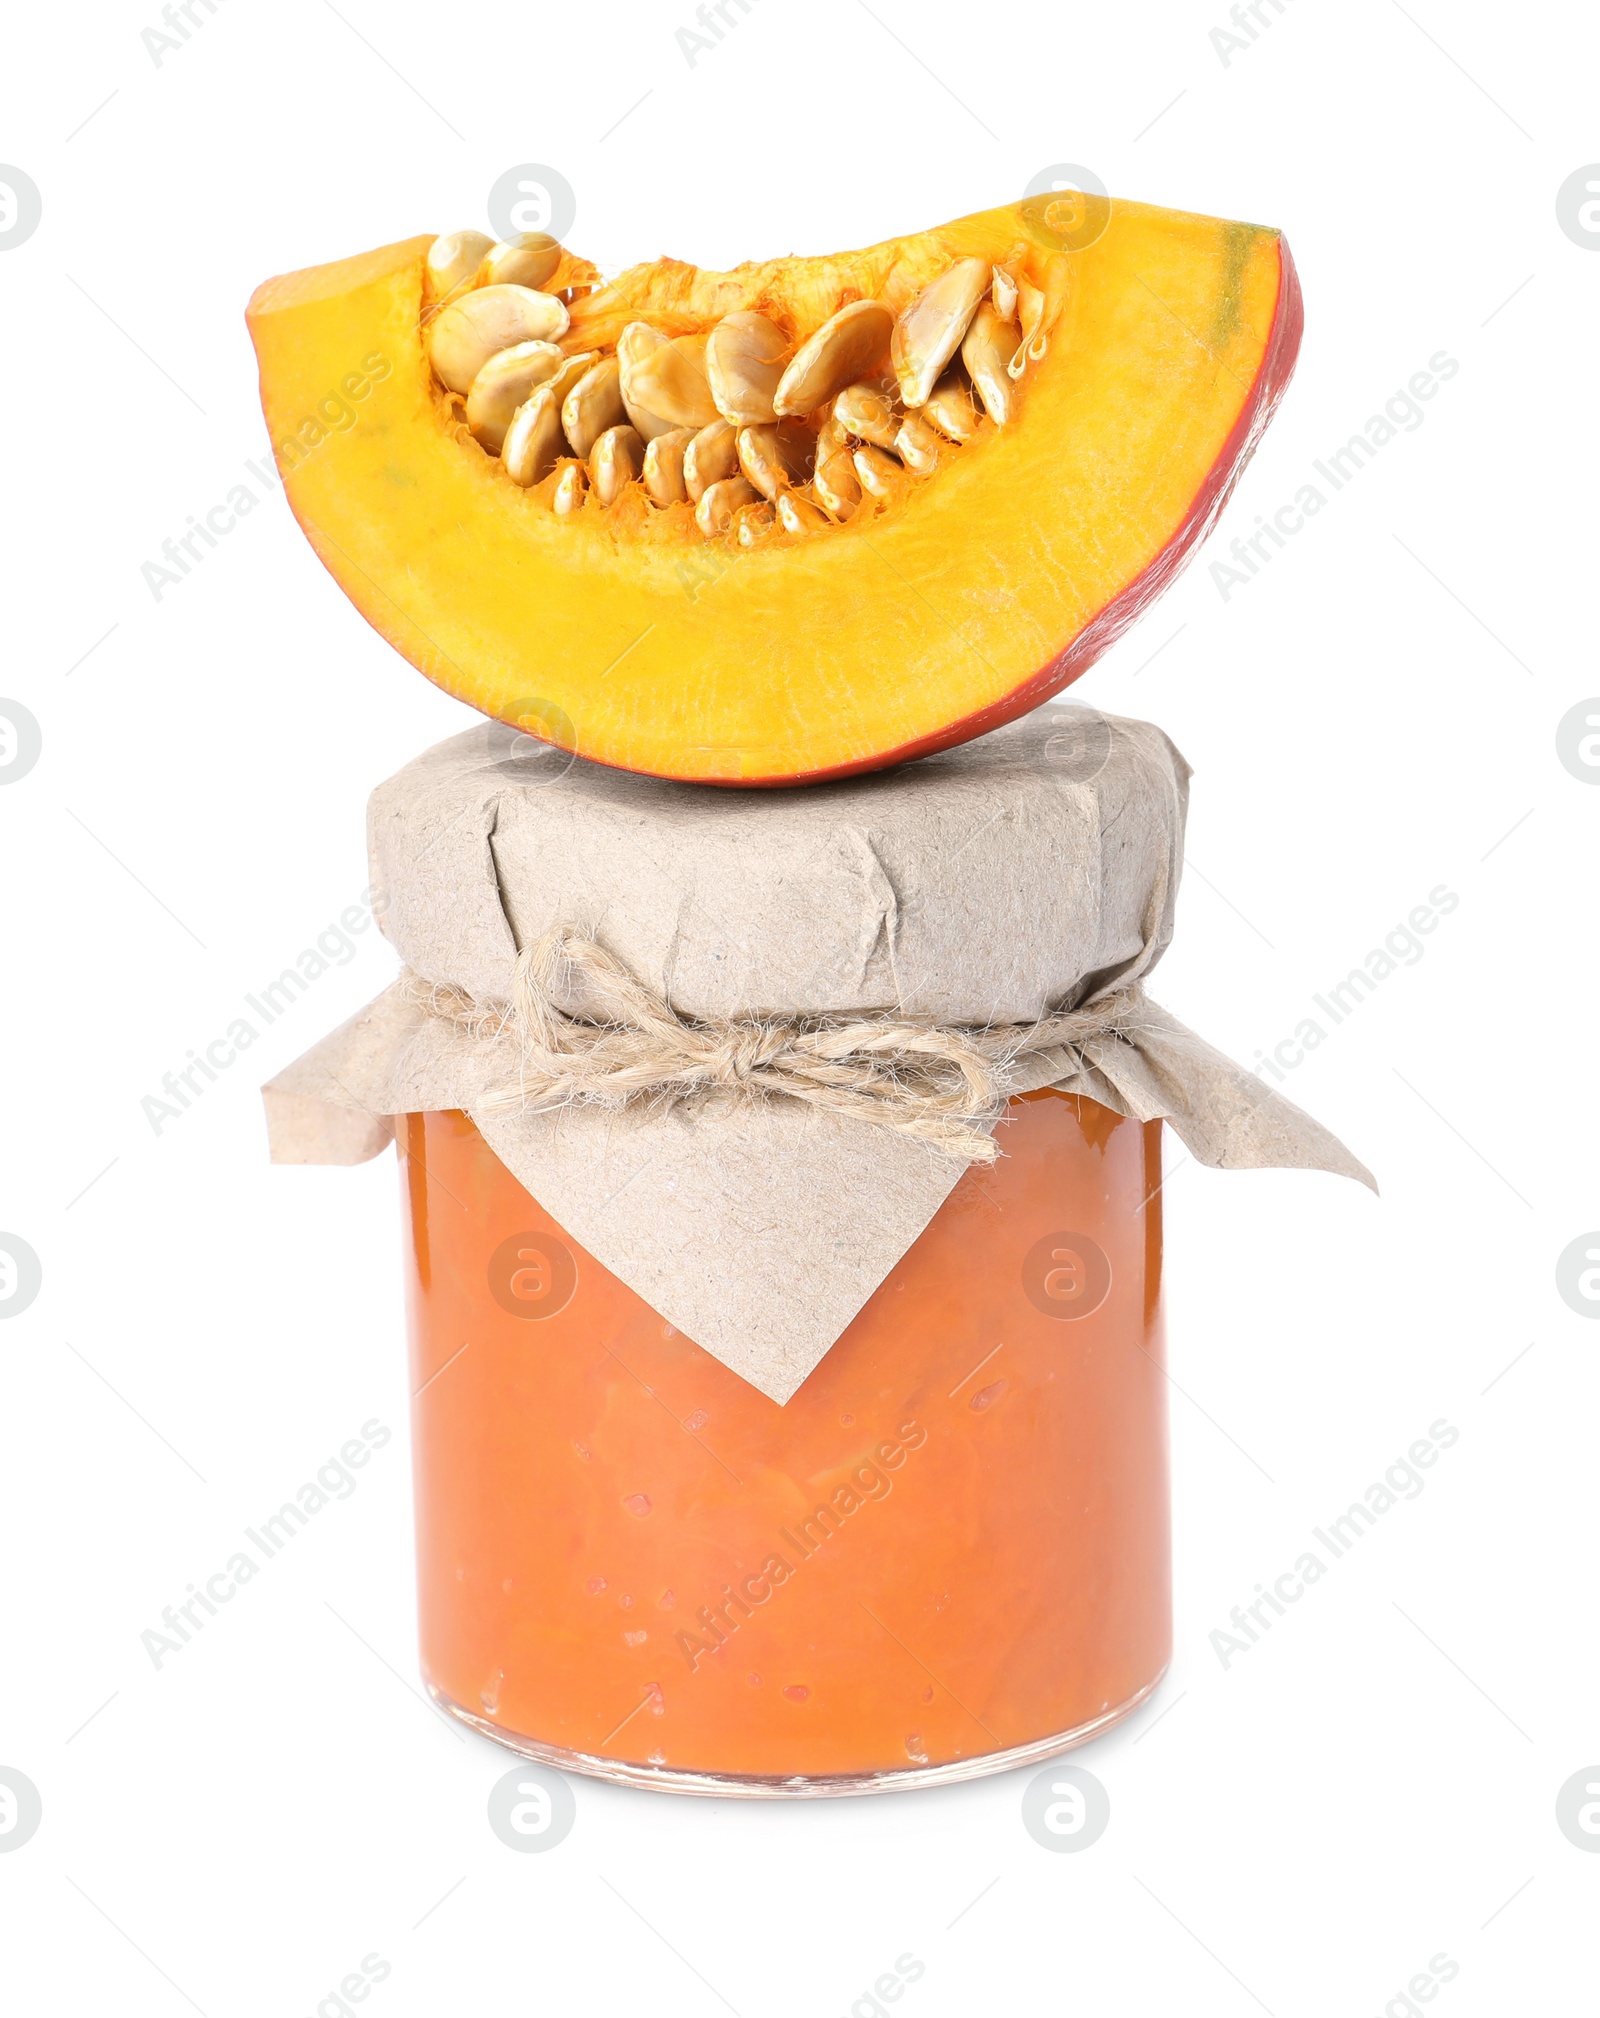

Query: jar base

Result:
[426,1668,1169,1800]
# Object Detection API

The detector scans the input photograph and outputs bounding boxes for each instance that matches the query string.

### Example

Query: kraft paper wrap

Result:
[263,708,1373,1402]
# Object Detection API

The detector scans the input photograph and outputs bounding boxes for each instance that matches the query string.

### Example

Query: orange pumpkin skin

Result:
[246,199,1300,786]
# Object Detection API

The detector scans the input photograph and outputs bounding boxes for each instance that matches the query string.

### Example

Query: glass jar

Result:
[400,1090,1169,1796]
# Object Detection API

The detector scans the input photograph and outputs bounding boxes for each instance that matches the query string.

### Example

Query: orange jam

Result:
[401,1090,1170,1792]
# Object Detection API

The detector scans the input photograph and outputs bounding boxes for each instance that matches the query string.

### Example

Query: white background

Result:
[1,0,1597,2011]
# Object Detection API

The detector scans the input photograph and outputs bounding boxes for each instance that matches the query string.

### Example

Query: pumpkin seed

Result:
[776,491,830,535]
[893,412,944,477]
[502,385,566,487]
[428,285,571,394]
[832,382,901,451]
[590,424,645,506]
[621,327,720,431]
[425,230,493,303]
[643,427,694,507]
[891,257,990,409]
[962,303,1017,424]
[616,323,664,376]
[922,373,979,444]
[736,420,814,502]
[735,503,776,547]
[816,412,850,461]
[465,341,565,454]
[613,325,686,441]
[852,444,904,499]
[562,356,627,458]
[552,461,587,517]
[773,300,895,416]
[991,266,1019,323]
[1010,279,1051,378]
[683,419,740,503]
[706,311,789,426]
[694,474,759,538]
[544,350,600,413]
[813,444,861,520]
[481,233,562,291]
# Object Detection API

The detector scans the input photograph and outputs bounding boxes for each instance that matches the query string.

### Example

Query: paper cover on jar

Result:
[262,708,1373,1402]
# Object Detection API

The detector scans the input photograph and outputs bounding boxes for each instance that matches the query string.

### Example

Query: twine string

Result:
[405,925,1149,1163]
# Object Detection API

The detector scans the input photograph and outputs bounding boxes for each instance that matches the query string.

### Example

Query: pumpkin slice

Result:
[246,196,1300,785]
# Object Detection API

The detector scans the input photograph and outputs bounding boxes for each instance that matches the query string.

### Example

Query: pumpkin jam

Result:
[401,1089,1169,1792]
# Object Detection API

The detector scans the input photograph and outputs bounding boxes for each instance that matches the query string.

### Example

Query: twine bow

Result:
[408,926,1149,1163]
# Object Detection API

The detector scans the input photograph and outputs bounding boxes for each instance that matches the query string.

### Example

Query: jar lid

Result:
[265,706,1372,1400]
[366,705,1187,1024]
